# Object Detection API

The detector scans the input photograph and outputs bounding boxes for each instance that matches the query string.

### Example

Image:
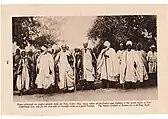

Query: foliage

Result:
[12,16,66,49]
[12,17,40,49]
[87,15,157,52]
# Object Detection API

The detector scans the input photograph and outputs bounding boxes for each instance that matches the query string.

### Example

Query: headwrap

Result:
[21,49,26,52]
[104,41,111,47]
[120,43,124,46]
[41,46,47,51]
[126,41,132,46]
[150,45,155,49]
[61,44,66,48]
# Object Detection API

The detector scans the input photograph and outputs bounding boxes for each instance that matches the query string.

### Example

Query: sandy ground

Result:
[13,87,157,102]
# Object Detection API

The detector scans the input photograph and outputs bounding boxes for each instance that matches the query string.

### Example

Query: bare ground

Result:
[13,87,157,102]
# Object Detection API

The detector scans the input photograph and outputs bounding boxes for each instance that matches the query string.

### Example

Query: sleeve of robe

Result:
[89,48,97,75]
[48,54,55,81]
[111,49,120,76]
[54,52,60,66]
[120,51,127,84]
[96,49,105,74]
[36,53,43,69]
[134,50,139,67]
[146,51,151,62]
[48,54,54,72]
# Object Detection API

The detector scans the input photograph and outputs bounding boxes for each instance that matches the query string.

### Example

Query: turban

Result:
[104,41,111,47]
[61,44,67,49]
[41,46,47,51]
[48,48,52,52]
[120,43,124,46]
[21,49,26,52]
[126,41,132,46]
[150,45,155,49]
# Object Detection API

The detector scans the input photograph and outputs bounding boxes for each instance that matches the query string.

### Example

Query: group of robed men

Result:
[13,40,157,95]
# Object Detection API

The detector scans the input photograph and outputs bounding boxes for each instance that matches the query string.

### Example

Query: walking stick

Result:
[121,51,126,89]
[122,67,127,89]
[122,51,128,89]
[104,52,109,88]
[73,55,76,92]
[20,61,23,96]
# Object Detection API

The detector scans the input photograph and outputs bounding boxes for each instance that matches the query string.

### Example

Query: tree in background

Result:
[12,16,66,49]
[35,16,66,48]
[87,15,157,53]
[12,17,40,49]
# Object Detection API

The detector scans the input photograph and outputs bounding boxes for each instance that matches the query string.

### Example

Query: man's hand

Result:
[116,74,120,78]
[96,72,100,79]
[134,62,137,69]
[104,54,109,58]
[37,68,39,74]
[49,70,52,75]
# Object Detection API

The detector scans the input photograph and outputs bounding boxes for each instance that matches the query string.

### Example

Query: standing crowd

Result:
[13,40,157,95]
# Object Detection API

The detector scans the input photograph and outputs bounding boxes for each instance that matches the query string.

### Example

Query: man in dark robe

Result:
[13,49,21,90]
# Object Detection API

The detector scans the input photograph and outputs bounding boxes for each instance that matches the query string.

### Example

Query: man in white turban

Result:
[147,44,157,86]
[97,41,119,88]
[136,43,148,84]
[55,44,75,92]
[35,45,55,92]
[117,43,124,65]
[80,42,96,90]
[120,41,140,89]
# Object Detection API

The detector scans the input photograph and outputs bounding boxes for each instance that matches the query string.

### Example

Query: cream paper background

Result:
[1,4,168,115]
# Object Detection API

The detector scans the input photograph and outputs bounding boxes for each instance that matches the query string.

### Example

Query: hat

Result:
[120,43,123,46]
[61,44,66,48]
[126,41,132,46]
[150,45,155,49]
[104,41,110,47]
[41,46,47,51]
[21,49,26,53]
[48,48,52,52]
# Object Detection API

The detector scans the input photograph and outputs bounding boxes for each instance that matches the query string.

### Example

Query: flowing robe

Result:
[35,52,55,89]
[120,49,140,84]
[117,50,124,78]
[117,50,124,65]
[147,51,157,73]
[97,48,119,81]
[16,57,30,90]
[55,51,74,90]
[28,54,36,85]
[81,48,95,82]
[136,51,148,82]
[74,51,82,82]
[137,50,148,69]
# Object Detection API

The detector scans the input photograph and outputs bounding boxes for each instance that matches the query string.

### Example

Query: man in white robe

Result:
[81,42,96,90]
[120,41,140,89]
[35,46,55,90]
[117,43,124,85]
[136,43,148,83]
[97,41,119,88]
[55,44,75,92]
[117,43,124,65]
[147,45,157,86]
[16,50,30,94]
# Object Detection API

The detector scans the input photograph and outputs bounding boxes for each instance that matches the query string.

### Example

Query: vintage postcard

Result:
[1,4,168,115]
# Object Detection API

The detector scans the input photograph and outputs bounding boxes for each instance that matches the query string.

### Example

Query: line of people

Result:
[13,40,157,95]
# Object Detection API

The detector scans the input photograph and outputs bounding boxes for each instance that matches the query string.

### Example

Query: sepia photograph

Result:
[12,15,158,102]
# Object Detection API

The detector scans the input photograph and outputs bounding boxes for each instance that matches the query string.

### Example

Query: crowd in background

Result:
[13,40,157,95]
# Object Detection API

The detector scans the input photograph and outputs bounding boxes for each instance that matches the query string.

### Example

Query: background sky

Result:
[60,16,96,48]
